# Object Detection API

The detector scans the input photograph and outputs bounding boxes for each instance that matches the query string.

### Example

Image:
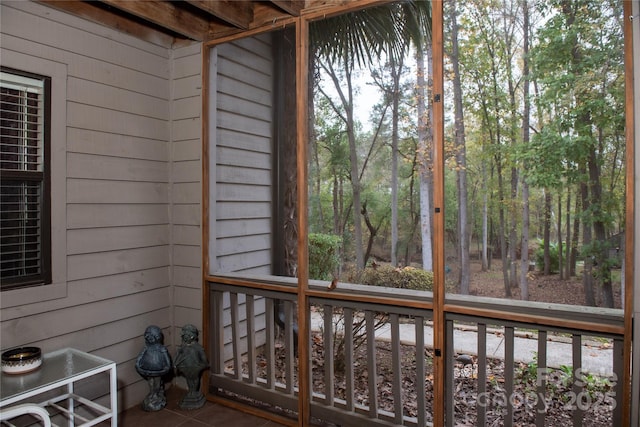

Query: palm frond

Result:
[310,0,432,68]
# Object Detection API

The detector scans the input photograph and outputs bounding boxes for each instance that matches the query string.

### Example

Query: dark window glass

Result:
[0,68,51,290]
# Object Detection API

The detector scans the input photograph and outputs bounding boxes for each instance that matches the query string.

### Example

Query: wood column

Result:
[432,1,446,426]
[295,16,311,427]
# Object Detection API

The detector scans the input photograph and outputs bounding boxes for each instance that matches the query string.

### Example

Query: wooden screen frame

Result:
[200,1,635,425]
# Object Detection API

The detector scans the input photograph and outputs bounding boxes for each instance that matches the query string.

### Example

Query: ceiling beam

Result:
[37,1,175,46]
[185,1,253,29]
[269,0,304,16]
[100,0,211,40]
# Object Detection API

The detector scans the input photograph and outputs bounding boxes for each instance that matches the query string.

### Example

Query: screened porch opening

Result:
[203,1,632,426]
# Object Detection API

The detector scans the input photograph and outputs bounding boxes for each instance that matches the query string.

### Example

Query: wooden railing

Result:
[206,276,624,427]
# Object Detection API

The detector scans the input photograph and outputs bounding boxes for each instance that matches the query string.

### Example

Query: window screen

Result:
[0,68,51,290]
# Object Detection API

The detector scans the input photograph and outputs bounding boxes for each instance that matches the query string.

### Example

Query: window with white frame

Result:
[0,68,51,290]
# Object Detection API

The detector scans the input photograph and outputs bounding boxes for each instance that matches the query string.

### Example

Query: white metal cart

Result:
[0,348,117,426]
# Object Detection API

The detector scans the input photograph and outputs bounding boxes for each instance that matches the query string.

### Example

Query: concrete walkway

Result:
[310,313,614,376]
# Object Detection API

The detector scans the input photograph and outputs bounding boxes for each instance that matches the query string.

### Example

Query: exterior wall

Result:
[207,35,275,361]
[208,35,274,275]
[170,43,204,345]
[0,1,202,411]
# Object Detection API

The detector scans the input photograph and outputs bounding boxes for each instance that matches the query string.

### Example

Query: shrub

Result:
[308,233,342,280]
[358,264,433,292]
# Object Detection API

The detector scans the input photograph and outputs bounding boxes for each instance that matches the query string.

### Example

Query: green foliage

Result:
[578,370,615,399]
[309,233,343,280]
[355,264,433,291]
[534,240,568,273]
[514,357,614,403]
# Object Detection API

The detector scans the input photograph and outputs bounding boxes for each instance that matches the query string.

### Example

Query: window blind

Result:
[0,70,49,288]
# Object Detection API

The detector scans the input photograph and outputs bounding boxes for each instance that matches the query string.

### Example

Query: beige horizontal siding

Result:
[216,250,272,273]
[67,153,168,182]
[67,128,169,162]
[67,246,171,281]
[217,201,272,220]
[67,180,169,204]
[170,43,203,342]
[173,266,202,289]
[1,268,170,321]
[68,77,169,119]
[67,204,170,229]
[67,225,170,255]
[1,289,170,347]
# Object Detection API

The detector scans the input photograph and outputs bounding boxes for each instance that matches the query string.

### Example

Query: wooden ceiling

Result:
[38,0,358,46]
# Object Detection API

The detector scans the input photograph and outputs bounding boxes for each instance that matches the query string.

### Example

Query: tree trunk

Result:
[497,164,510,297]
[361,201,380,266]
[332,173,340,234]
[406,151,420,267]
[570,193,580,276]
[520,180,530,300]
[580,175,596,306]
[565,189,571,279]
[588,147,614,307]
[276,28,298,278]
[349,120,365,270]
[557,192,563,280]
[543,190,552,275]
[509,168,518,288]
[504,4,519,291]
[519,0,530,300]
[450,0,470,294]
[390,55,404,267]
[481,163,489,272]
[417,43,434,271]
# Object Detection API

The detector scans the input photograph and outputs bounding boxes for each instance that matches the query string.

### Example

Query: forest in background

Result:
[307,0,626,308]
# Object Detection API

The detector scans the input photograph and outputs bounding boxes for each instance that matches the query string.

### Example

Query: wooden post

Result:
[296,15,311,427]
[623,1,635,425]
[431,2,446,426]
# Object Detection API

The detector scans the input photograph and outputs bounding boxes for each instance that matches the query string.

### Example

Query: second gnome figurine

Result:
[174,324,209,409]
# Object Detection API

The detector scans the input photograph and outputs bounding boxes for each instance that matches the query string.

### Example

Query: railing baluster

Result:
[365,310,378,419]
[445,319,454,427]
[504,326,515,427]
[572,334,583,427]
[230,292,241,379]
[284,300,294,394]
[246,294,255,384]
[477,323,487,427]
[536,330,548,427]
[416,316,426,427]
[390,313,403,424]
[612,336,624,426]
[265,297,275,390]
[210,290,224,375]
[323,304,334,405]
[344,307,355,412]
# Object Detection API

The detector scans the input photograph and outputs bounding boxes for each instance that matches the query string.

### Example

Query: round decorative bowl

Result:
[1,347,42,375]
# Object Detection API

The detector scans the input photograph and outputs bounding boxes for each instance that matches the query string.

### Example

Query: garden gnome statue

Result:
[135,325,172,411]
[174,324,209,409]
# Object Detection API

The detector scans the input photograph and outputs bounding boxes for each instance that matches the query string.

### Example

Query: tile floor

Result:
[115,386,290,427]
